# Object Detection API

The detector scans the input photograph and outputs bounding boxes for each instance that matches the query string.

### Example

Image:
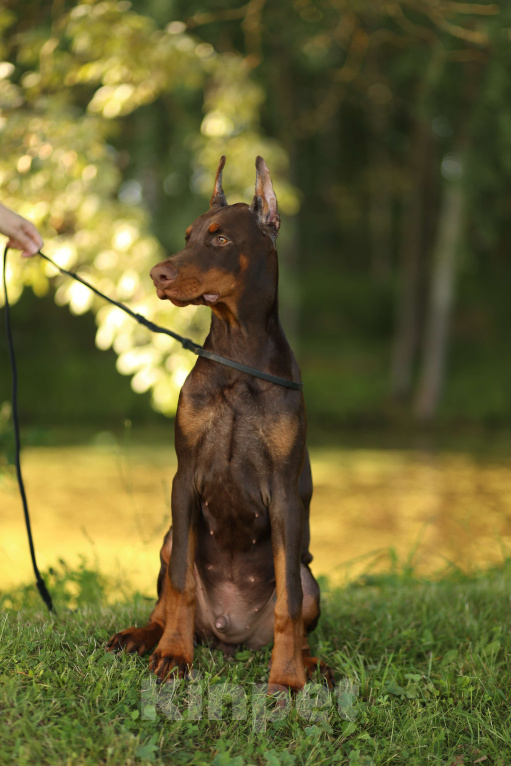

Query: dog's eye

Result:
[216,235,228,245]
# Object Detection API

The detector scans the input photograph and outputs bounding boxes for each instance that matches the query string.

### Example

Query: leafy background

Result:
[1,0,511,427]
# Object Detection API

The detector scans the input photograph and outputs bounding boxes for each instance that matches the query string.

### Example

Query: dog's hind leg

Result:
[301,563,334,687]
[106,530,173,655]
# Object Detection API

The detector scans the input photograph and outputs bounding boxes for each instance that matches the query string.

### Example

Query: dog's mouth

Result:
[155,287,220,307]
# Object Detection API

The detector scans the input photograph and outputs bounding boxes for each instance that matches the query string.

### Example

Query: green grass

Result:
[1,560,510,766]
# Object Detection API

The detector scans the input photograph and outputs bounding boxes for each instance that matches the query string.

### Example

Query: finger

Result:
[8,236,41,257]
[22,245,41,257]
[22,225,43,255]
[29,230,44,251]
[7,236,30,252]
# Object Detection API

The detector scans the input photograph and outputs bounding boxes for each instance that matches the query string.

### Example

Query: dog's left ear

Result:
[210,155,228,208]
[249,156,280,242]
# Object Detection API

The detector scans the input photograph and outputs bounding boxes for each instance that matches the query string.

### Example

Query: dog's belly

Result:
[192,448,278,649]
[194,477,277,644]
[194,574,276,649]
[199,476,270,545]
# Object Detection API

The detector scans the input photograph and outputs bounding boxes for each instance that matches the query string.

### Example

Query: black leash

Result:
[2,244,302,613]
[37,250,303,390]
[2,246,54,613]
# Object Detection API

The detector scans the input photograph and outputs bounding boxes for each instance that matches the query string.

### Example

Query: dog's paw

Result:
[106,625,163,656]
[303,655,335,689]
[268,664,307,693]
[149,649,192,683]
[263,682,293,710]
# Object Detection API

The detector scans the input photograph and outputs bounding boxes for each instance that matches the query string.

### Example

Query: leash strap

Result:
[2,246,54,613]
[38,251,303,391]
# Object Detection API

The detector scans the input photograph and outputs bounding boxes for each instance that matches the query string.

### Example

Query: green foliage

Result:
[0,558,108,611]
[2,1,511,424]
[0,0,299,415]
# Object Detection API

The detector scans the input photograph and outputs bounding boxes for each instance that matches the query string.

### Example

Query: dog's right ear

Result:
[249,156,280,242]
[210,156,228,208]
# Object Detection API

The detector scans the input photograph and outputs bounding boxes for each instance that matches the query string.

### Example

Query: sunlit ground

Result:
[1,430,511,596]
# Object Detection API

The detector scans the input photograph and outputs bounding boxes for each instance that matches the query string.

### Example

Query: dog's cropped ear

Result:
[210,155,228,208]
[249,156,280,242]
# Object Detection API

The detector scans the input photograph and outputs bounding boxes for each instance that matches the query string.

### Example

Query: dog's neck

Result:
[204,286,291,371]
[208,296,280,345]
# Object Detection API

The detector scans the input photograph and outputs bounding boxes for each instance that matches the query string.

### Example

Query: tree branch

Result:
[185,5,249,29]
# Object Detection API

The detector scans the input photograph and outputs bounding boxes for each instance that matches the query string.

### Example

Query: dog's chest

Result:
[177,387,280,476]
[176,384,294,539]
[177,384,297,467]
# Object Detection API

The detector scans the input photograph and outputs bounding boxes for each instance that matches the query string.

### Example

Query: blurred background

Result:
[1,0,510,596]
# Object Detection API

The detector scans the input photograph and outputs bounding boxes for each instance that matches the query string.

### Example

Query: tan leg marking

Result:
[268,549,306,692]
[150,528,197,681]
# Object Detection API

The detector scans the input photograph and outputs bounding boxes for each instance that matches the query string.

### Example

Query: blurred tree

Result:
[0,0,299,415]
[168,0,511,421]
[2,0,511,425]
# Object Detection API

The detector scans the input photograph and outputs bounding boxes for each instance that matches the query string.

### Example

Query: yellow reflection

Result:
[1,442,510,596]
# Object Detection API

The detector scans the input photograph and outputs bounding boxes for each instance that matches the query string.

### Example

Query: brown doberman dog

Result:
[107,156,326,692]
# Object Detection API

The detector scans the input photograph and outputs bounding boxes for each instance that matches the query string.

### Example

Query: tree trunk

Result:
[271,55,302,349]
[367,93,393,282]
[389,117,435,400]
[413,160,465,421]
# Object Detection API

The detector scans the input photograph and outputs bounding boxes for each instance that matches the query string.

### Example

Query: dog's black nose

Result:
[150,263,177,284]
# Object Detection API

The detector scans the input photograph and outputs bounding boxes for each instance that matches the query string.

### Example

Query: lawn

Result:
[1,559,509,766]
[1,430,510,763]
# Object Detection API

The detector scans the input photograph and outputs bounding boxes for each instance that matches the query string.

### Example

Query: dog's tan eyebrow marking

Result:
[208,223,221,233]
[185,226,193,237]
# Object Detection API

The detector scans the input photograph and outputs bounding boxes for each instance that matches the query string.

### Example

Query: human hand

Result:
[0,203,43,257]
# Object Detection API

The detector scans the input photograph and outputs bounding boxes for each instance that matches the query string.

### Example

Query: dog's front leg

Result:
[150,471,198,682]
[268,488,306,693]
